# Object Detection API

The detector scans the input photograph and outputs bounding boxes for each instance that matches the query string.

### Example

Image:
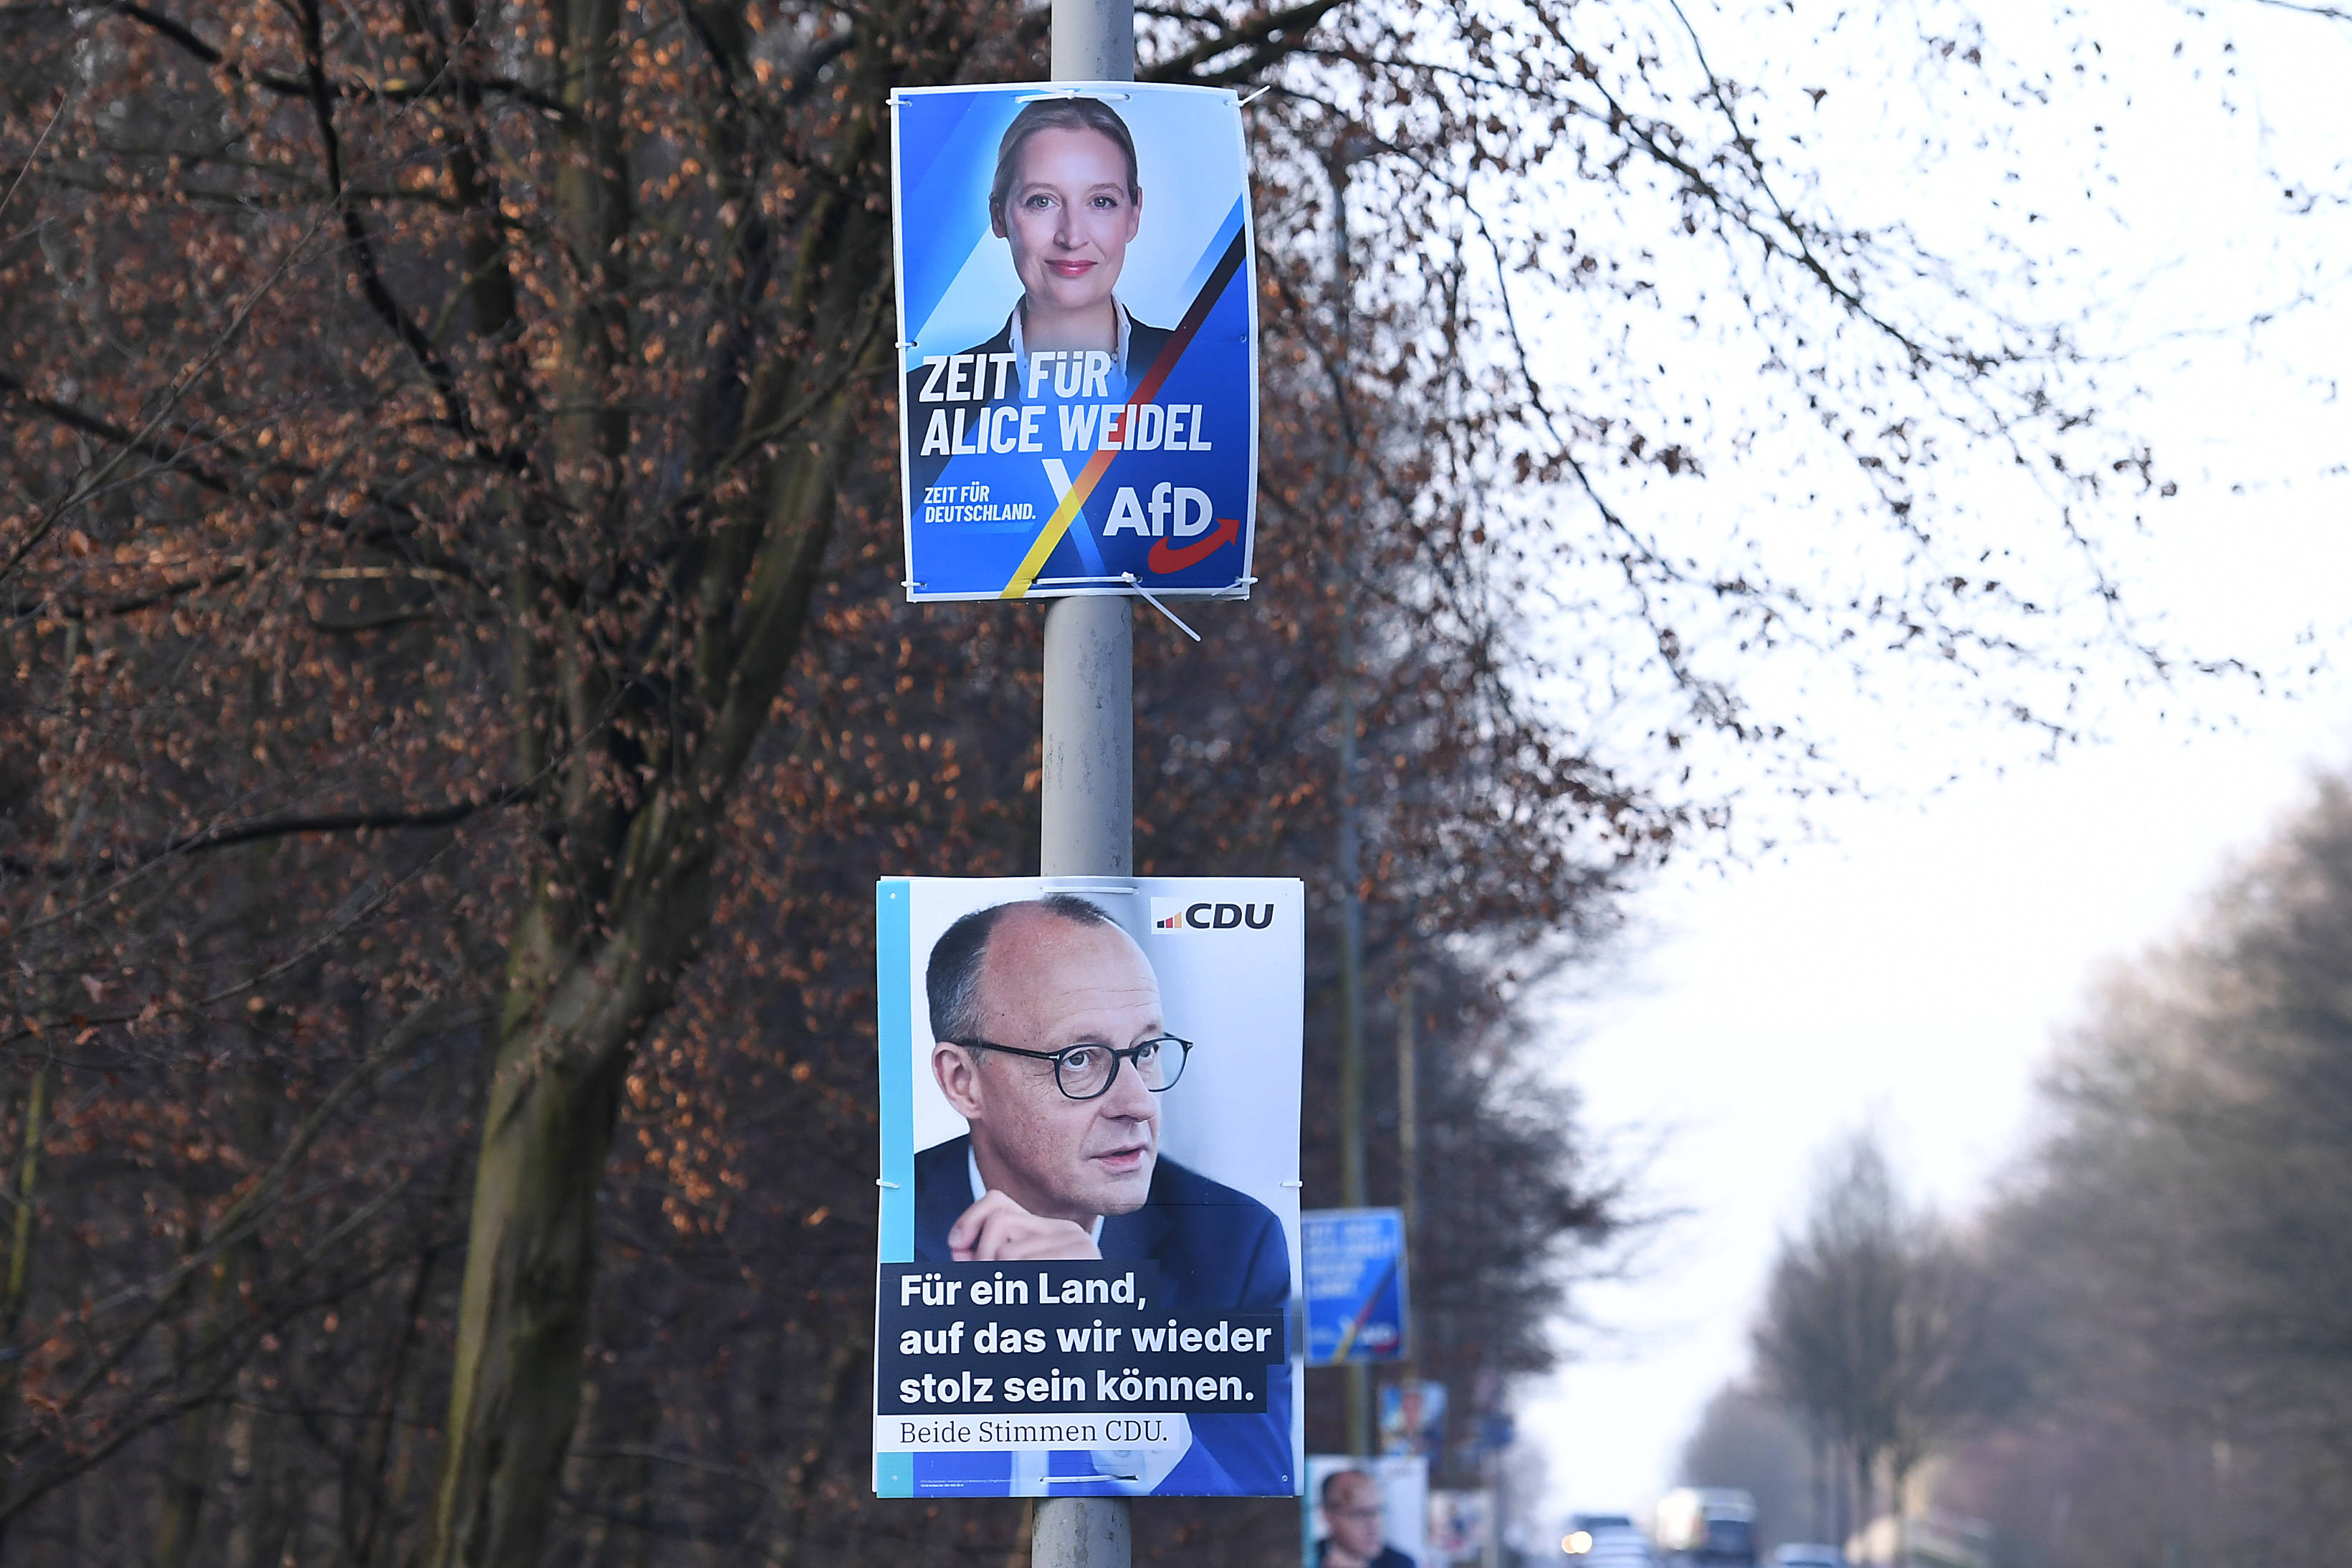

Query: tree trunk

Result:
[424,937,639,1567]
[1809,1429,1827,1546]
[764,1331,868,1567]
[424,407,861,1567]
[1853,1448,1873,1561]
[153,1259,236,1568]
[344,1241,447,1566]
[1889,1458,1912,1568]
[415,0,901,1538]
[0,1058,48,1559]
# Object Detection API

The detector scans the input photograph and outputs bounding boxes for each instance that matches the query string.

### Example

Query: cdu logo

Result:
[1149,897,1277,933]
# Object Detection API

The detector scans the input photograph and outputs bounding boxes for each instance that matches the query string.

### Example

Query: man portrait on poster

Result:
[912,893,1291,1495]
[1314,1466,1420,1568]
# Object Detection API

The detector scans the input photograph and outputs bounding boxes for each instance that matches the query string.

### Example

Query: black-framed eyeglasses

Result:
[948,1034,1192,1101]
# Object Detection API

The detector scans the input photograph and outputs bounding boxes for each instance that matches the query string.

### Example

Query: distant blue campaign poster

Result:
[1301,1208,1407,1364]
[889,82,1258,602]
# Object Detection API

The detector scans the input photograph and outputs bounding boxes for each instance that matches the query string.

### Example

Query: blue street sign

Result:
[1301,1208,1407,1365]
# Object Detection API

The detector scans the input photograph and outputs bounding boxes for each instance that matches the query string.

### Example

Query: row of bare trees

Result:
[1930,775,2352,1568]
[1688,773,2352,1568]
[1715,1137,2005,1555]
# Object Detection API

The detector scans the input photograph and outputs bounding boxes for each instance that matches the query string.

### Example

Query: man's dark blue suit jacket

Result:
[910,1133,1294,1497]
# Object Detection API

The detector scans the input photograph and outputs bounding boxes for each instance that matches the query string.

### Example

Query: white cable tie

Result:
[876,1179,901,1189]
[1282,1179,1304,1187]
[1122,573,1201,641]
[1015,89,1132,102]
[1238,85,1273,107]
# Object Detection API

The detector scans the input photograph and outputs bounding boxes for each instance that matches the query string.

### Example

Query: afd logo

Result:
[1150,897,1277,933]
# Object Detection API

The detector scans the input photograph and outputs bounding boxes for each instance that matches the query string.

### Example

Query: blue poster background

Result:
[890,82,1258,601]
[1301,1208,1409,1365]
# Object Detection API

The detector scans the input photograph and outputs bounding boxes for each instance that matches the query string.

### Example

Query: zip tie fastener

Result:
[1122,572,1201,641]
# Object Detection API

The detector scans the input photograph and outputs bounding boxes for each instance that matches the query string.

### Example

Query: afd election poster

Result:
[1302,1208,1409,1364]
[873,876,1304,1498]
[890,82,1258,602]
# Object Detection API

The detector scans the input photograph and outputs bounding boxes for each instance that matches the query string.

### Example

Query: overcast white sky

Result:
[1509,0,2352,1528]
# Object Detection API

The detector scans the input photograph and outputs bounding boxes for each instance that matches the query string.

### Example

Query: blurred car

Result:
[1564,1516,1655,1566]
[1657,1489,1756,1567]
[1587,1539,1657,1568]
[1769,1547,1844,1568]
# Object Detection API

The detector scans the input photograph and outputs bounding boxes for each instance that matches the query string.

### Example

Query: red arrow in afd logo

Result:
[1146,515,1239,574]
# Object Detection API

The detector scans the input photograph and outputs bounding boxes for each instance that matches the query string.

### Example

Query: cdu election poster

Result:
[1305,1454,1429,1568]
[873,877,1304,1498]
[889,82,1258,602]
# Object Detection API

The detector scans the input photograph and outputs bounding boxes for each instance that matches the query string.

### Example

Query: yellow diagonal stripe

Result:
[999,477,1095,600]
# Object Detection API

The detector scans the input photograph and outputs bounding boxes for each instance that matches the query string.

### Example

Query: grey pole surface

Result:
[1335,601,1369,1455]
[1038,0,1136,887]
[1324,146,1372,1461]
[1040,596,1132,878]
[1034,0,1135,1557]
[1395,965,1417,1354]
[1034,1490,1134,1568]
[1051,0,1132,81]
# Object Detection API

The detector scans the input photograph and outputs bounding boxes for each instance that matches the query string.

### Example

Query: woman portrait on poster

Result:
[903,95,1171,446]
[981,95,1170,384]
